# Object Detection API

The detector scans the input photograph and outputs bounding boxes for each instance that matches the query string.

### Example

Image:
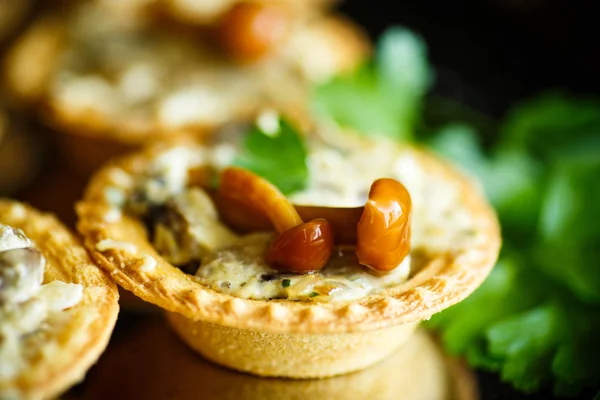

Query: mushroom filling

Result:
[124,143,414,302]
[0,224,82,379]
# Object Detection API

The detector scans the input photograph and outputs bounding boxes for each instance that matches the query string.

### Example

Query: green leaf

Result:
[232,116,308,195]
[500,91,600,160]
[428,124,488,177]
[428,124,544,241]
[486,304,563,392]
[313,26,433,140]
[426,257,542,354]
[426,90,600,395]
[535,153,600,304]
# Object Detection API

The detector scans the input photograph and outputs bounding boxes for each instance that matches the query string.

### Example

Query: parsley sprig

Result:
[313,27,433,140]
[426,92,600,395]
[232,114,308,195]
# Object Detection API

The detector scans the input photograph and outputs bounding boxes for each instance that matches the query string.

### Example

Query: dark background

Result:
[340,0,600,118]
[338,1,598,399]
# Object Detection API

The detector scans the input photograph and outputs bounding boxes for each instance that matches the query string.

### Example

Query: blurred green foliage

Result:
[316,27,600,396]
[313,27,433,140]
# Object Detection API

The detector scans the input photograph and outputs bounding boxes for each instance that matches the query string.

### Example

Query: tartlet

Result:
[2,1,369,176]
[0,199,119,399]
[76,120,500,378]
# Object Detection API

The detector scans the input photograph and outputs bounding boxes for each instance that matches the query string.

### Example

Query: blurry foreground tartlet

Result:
[3,1,368,176]
[0,200,119,399]
[76,118,500,378]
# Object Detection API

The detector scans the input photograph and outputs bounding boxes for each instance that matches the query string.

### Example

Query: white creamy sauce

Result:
[0,224,83,380]
[196,233,411,301]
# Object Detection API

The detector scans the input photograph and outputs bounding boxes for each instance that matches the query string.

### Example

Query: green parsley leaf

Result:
[313,26,433,140]
[282,279,291,288]
[500,91,600,161]
[428,124,543,243]
[232,116,308,195]
[308,292,319,298]
[426,90,600,395]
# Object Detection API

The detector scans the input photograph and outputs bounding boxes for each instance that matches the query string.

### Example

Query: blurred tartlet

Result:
[2,1,369,176]
[0,200,119,399]
[76,118,500,378]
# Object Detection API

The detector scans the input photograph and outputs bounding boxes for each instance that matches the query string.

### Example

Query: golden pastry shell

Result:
[76,138,501,336]
[0,200,119,399]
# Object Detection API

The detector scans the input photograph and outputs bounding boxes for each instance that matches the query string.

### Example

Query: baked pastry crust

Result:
[0,200,119,399]
[76,137,500,335]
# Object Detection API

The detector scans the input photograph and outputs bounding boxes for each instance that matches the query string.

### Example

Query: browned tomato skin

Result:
[356,178,412,272]
[265,219,334,273]
[217,2,289,62]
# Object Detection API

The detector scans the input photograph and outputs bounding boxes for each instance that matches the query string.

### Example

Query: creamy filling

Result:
[118,128,480,302]
[133,186,412,302]
[0,224,82,380]
[196,232,410,301]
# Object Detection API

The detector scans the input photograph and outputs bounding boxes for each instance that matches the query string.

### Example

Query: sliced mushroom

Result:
[151,187,238,267]
[0,247,45,304]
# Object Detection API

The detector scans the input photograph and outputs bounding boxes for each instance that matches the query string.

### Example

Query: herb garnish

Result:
[426,92,600,395]
[308,292,319,298]
[314,27,433,140]
[282,279,291,288]
[232,113,308,195]
[312,21,600,395]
